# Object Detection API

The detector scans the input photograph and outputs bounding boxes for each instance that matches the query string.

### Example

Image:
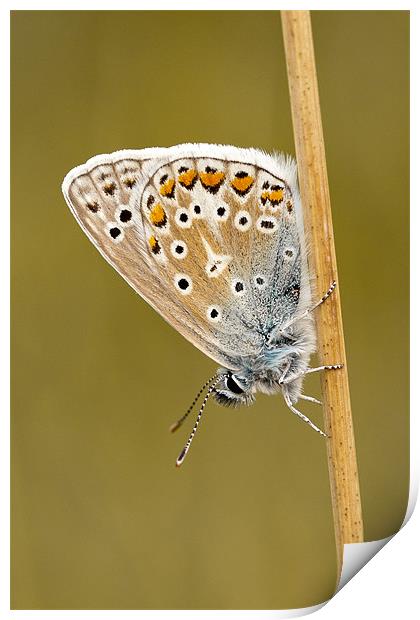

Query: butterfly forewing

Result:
[63,144,308,369]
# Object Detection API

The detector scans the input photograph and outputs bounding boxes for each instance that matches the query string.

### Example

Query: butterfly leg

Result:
[279,358,292,383]
[308,280,337,313]
[299,394,322,405]
[304,364,343,376]
[283,390,328,437]
[281,364,343,385]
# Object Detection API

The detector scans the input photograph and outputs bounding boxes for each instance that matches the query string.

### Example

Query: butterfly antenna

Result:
[175,376,225,468]
[169,373,221,433]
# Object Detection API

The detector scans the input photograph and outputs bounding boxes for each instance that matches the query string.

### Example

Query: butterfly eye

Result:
[226,374,244,395]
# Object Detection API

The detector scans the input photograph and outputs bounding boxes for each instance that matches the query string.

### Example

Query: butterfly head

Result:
[213,345,311,408]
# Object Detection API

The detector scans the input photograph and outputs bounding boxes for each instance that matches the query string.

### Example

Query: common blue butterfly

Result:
[62,144,342,466]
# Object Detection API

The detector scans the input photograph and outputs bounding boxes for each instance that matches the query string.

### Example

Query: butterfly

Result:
[62,143,342,466]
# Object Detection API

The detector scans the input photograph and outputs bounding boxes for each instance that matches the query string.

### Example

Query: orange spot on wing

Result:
[178,169,197,189]
[159,178,175,198]
[231,175,254,195]
[269,188,284,204]
[149,235,160,254]
[199,170,225,187]
[149,203,167,227]
[261,188,284,207]
[261,191,270,205]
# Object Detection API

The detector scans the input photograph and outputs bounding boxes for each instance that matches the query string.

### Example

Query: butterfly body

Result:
[213,297,316,399]
[63,144,340,462]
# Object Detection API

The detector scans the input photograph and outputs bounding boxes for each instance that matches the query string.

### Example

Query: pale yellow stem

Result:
[281,10,364,575]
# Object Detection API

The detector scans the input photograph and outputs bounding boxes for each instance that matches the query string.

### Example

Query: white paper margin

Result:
[3,2,416,619]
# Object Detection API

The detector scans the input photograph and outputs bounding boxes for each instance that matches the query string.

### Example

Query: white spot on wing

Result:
[256,215,278,234]
[206,305,222,323]
[105,222,124,244]
[170,240,188,259]
[174,273,192,295]
[175,208,192,229]
[231,278,246,297]
[201,237,231,278]
[234,210,252,231]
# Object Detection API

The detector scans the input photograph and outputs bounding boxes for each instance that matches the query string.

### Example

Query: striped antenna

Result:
[175,376,226,468]
[169,372,221,433]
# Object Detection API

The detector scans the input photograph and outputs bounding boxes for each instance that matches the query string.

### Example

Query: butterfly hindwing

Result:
[63,144,309,369]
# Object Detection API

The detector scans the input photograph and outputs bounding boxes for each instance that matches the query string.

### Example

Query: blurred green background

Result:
[11,10,409,610]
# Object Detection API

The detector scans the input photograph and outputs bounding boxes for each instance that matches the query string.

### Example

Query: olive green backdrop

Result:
[11,10,409,610]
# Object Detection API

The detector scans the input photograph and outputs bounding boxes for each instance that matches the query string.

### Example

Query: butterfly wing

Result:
[62,144,309,371]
